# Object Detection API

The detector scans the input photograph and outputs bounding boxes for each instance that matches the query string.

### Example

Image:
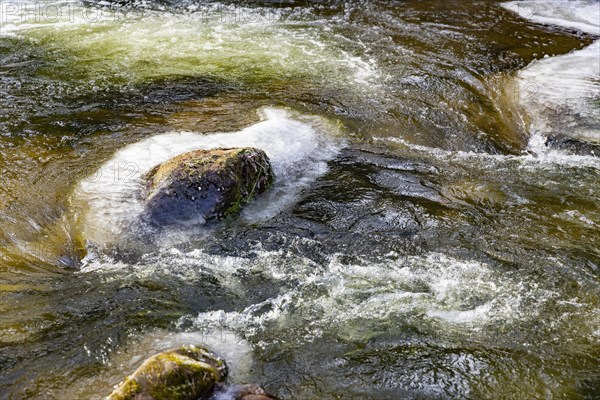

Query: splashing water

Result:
[1,1,599,399]
[503,0,600,153]
[74,108,342,246]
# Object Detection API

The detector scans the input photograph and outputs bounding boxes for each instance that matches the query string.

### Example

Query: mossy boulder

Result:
[107,345,227,400]
[143,148,274,226]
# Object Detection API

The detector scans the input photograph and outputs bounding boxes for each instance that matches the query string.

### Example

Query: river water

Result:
[0,0,599,399]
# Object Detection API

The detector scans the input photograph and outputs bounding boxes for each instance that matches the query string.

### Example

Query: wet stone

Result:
[142,147,274,226]
[107,345,228,400]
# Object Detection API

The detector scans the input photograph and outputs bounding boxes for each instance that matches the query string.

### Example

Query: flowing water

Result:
[0,0,599,398]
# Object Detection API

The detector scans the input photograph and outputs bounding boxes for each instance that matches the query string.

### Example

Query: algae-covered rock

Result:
[107,345,227,400]
[143,147,273,226]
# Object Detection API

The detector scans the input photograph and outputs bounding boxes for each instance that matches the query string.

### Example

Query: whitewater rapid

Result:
[74,108,342,246]
[503,0,600,151]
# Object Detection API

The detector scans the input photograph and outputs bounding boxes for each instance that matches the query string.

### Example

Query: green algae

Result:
[108,345,227,400]
[144,147,274,225]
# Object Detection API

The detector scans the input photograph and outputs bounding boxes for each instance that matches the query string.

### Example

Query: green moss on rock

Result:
[143,147,274,226]
[107,345,227,400]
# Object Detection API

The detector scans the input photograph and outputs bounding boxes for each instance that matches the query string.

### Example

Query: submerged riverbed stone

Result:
[107,345,227,400]
[143,148,274,225]
[222,383,279,400]
[545,135,600,157]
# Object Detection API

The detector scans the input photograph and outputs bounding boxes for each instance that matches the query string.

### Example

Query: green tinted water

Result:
[0,1,599,399]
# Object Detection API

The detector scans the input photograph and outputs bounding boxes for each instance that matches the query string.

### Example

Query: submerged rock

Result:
[545,135,600,157]
[225,384,277,400]
[107,345,227,400]
[143,148,274,226]
[214,383,279,400]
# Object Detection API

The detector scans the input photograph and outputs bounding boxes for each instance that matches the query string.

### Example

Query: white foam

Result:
[73,108,341,245]
[520,41,600,145]
[502,1,600,152]
[503,1,600,35]
[79,243,599,348]
[182,252,550,344]
[1,1,383,93]
[374,135,600,170]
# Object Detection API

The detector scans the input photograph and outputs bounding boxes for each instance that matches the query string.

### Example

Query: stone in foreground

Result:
[143,148,274,226]
[107,345,227,400]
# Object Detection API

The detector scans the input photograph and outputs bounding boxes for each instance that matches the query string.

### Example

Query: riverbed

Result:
[0,1,599,398]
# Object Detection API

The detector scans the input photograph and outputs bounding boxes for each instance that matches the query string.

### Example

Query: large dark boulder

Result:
[143,148,274,226]
[107,345,227,400]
